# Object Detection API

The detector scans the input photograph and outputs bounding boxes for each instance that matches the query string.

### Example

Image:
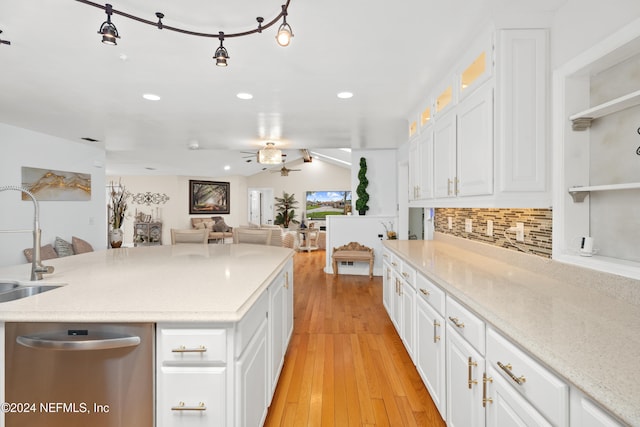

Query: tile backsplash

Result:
[434,208,552,258]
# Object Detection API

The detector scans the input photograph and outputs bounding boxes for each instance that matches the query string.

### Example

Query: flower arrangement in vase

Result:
[108,180,129,248]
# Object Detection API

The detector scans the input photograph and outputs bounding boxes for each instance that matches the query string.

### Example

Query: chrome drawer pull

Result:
[448,316,465,328]
[468,357,478,389]
[420,288,430,296]
[433,320,440,343]
[172,345,207,353]
[497,361,526,385]
[171,401,207,411]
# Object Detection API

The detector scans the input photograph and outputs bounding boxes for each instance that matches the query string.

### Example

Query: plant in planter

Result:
[355,157,369,215]
[274,191,300,229]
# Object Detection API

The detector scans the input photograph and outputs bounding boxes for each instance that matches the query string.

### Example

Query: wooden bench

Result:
[332,242,374,279]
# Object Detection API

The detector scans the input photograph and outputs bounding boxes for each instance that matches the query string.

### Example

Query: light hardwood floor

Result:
[264,250,446,426]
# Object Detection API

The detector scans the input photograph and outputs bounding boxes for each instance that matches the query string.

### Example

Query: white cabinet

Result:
[382,252,393,314]
[237,318,269,427]
[409,128,434,200]
[385,253,416,362]
[416,292,446,419]
[445,296,486,427]
[485,365,552,427]
[269,261,293,399]
[156,258,294,427]
[570,388,624,427]
[457,84,493,197]
[407,27,549,207]
[433,110,457,198]
[486,328,568,426]
[157,326,230,427]
[446,322,485,427]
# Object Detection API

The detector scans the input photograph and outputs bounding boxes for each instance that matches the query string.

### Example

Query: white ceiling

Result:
[0,0,566,176]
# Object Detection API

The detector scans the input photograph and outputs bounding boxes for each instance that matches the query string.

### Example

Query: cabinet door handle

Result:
[420,288,430,297]
[455,177,459,195]
[402,272,409,279]
[468,356,478,389]
[172,345,207,353]
[448,316,465,328]
[285,271,289,289]
[433,320,440,343]
[483,374,493,407]
[171,401,207,411]
[391,262,398,267]
[447,179,452,195]
[497,361,526,385]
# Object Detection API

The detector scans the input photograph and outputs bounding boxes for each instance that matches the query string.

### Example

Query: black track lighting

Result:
[77,0,293,67]
[214,32,229,67]
[97,3,119,45]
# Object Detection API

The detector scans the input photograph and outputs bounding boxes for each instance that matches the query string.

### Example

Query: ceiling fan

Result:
[271,154,301,176]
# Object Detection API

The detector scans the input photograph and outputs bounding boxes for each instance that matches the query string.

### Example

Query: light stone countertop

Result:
[0,244,294,323]
[384,236,640,427]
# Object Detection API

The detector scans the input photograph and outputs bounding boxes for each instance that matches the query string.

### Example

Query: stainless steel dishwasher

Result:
[5,322,154,427]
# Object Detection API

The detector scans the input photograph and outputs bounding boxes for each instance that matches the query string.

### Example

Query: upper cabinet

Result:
[407,27,550,208]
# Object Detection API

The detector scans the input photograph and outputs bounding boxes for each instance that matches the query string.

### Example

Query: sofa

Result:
[191,216,233,242]
[236,224,284,247]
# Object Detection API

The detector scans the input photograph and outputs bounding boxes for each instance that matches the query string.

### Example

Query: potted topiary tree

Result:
[355,157,369,215]
[274,191,300,229]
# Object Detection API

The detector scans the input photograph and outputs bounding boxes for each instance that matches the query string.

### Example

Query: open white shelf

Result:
[568,182,640,202]
[569,89,640,130]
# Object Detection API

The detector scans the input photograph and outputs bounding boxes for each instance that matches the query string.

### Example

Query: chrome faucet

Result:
[0,185,54,280]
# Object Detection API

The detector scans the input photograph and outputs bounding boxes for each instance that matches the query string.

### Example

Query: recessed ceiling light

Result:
[143,93,161,101]
[224,165,231,171]
[337,91,353,99]
[237,92,253,100]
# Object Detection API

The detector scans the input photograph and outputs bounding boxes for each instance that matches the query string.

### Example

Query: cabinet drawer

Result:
[446,297,485,355]
[159,328,227,364]
[382,249,393,265]
[416,273,445,316]
[487,328,568,426]
[400,262,416,289]
[158,367,227,427]
[389,253,401,272]
[235,290,269,356]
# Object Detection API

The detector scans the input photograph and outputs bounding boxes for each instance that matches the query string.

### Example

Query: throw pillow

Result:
[54,236,75,257]
[216,219,231,232]
[24,244,59,263]
[203,220,215,230]
[72,236,94,254]
[194,222,206,229]
[213,221,226,232]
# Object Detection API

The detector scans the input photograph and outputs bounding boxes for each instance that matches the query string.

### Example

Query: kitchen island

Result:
[383,235,639,426]
[0,243,295,426]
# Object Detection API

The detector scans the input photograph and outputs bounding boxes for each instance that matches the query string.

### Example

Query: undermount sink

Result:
[0,281,20,292]
[0,282,62,303]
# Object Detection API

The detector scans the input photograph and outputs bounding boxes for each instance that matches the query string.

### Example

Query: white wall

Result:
[0,123,106,267]
[246,158,351,225]
[326,215,397,276]
[107,175,248,246]
[351,149,398,217]
[550,0,640,68]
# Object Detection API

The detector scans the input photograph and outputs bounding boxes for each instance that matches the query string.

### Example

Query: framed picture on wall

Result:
[189,180,230,214]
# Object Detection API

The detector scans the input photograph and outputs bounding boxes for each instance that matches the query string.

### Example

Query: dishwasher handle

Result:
[17,330,141,351]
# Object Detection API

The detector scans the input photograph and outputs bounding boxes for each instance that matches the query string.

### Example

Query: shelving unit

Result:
[568,182,640,202]
[569,89,640,130]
